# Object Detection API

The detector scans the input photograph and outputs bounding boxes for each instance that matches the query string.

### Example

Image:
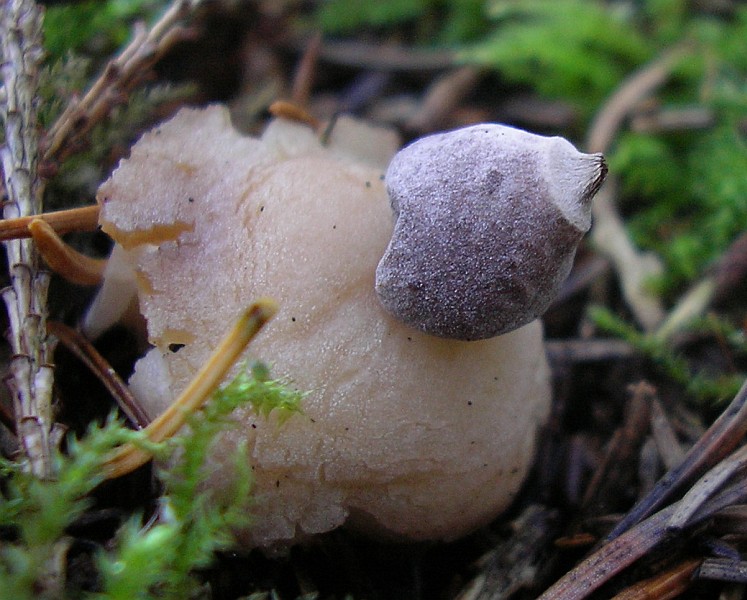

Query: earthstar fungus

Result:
[88,105,604,549]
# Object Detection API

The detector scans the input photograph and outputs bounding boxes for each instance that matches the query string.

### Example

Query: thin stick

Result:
[587,45,689,154]
[47,321,150,430]
[42,0,203,165]
[0,205,100,241]
[667,443,747,530]
[538,479,747,600]
[609,558,701,600]
[103,299,277,478]
[268,100,320,129]
[290,31,321,107]
[29,219,106,286]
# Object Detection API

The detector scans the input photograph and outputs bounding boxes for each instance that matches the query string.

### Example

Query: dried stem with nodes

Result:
[0,0,208,477]
[1,0,60,478]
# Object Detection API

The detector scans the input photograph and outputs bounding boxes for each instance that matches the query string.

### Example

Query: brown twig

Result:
[609,558,701,600]
[47,321,149,430]
[538,476,747,599]
[312,39,456,72]
[543,379,747,598]
[404,66,483,133]
[605,378,747,541]
[580,382,654,510]
[630,105,714,133]
[544,338,635,363]
[587,46,689,331]
[455,505,559,600]
[697,558,747,583]
[667,442,747,530]
[587,46,689,154]
[649,398,687,470]
[290,31,321,108]
[268,100,320,129]
[655,230,747,342]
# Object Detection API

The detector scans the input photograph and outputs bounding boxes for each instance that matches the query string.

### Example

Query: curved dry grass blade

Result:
[102,298,278,479]
[47,321,149,429]
[0,205,100,241]
[586,45,689,331]
[667,443,747,530]
[605,378,747,541]
[29,219,106,286]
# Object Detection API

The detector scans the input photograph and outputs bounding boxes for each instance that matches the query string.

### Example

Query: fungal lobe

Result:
[375,124,607,340]
[92,107,553,548]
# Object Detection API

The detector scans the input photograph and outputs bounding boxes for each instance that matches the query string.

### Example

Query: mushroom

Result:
[87,105,604,549]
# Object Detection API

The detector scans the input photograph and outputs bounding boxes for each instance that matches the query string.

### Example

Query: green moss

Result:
[0,363,305,598]
[314,0,489,45]
[464,0,651,114]
[43,0,166,62]
[590,306,744,403]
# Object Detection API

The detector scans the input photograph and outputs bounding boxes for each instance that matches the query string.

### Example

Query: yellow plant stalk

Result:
[29,218,106,286]
[103,298,278,478]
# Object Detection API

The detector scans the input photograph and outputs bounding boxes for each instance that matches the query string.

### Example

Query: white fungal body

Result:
[377,124,606,340]
[90,106,552,550]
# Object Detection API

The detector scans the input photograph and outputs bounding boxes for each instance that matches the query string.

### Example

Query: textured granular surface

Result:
[93,107,553,549]
[375,124,606,340]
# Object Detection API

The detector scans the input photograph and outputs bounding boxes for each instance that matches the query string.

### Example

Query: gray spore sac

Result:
[375,124,607,340]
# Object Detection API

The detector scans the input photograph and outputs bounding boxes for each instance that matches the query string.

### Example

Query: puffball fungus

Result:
[376,124,607,340]
[89,106,570,549]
